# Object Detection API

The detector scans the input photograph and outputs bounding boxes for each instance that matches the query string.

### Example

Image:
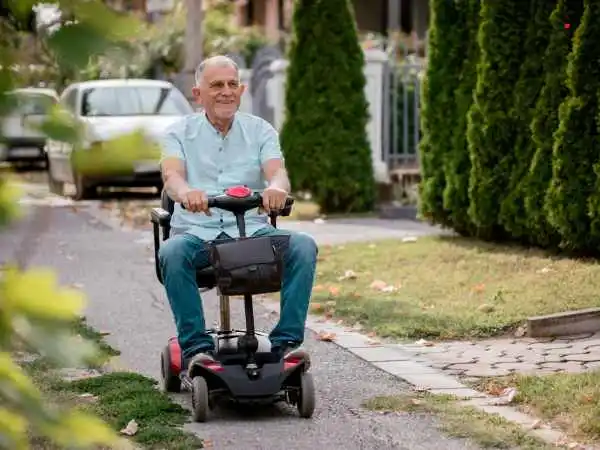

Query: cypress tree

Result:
[466,0,532,239]
[525,0,584,249]
[498,0,555,242]
[442,0,480,235]
[279,0,375,213]
[545,0,600,252]
[418,0,464,226]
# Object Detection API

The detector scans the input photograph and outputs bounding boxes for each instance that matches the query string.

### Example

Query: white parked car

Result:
[45,78,194,199]
[1,87,59,166]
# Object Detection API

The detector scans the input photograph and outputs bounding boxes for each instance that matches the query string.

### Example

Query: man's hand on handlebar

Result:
[180,189,212,215]
[261,185,288,214]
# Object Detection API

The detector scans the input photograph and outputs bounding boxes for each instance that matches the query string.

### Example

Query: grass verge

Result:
[310,235,600,340]
[23,318,205,450]
[470,371,600,445]
[363,392,552,449]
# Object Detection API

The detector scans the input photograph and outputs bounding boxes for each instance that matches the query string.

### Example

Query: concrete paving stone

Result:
[460,399,540,426]
[427,387,488,399]
[462,365,513,378]
[398,345,452,355]
[493,362,540,373]
[583,361,600,371]
[428,355,478,365]
[474,355,522,365]
[563,352,600,363]
[373,360,441,376]
[350,346,413,362]
[527,342,572,350]
[399,372,467,390]
[552,332,595,342]
[542,348,570,359]
[330,332,381,348]
[540,361,586,373]
[444,368,468,377]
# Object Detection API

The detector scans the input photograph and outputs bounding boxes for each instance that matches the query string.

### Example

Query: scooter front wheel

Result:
[297,372,315,418]
[191,376,210,422]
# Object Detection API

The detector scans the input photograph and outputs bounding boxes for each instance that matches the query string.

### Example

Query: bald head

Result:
[194,55,239,86]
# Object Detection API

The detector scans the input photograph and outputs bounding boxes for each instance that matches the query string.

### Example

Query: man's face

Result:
[192,65,245,121]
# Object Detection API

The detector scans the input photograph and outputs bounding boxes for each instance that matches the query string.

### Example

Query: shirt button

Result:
[219,147,223,152]
[218,169,223,174]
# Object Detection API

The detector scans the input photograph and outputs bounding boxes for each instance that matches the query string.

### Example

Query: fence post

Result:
[364,48,390,183]
[268,59,289,131]
[239,68,253,114]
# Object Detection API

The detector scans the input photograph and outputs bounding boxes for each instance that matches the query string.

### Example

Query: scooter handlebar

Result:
[181,191,294,216]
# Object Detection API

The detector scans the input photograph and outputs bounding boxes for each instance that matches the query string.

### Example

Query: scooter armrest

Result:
[151,208,171,226]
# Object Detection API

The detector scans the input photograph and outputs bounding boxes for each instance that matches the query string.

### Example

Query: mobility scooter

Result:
[150,185,315,422]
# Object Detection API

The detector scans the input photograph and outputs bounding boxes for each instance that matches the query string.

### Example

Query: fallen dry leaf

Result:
[489,387,518,405]
[536,266,553,274]
[203,439,214,448]
[120,419,139,436]
[472,283,486,293]
[368,244,377,249]
[529,419,542,430]
[313,218,326,224]
[477,303,495,313]
[415,339,435,347]
[369,280,388,290]
[328,286,340,297]
[367,331,377,338]
[367,338,381,345]
[317,331,336,342]
[338,270,358,281]
[310,302,324,313]
[381,285,398,293]
[402,237,418,243]
[410,398,422,405]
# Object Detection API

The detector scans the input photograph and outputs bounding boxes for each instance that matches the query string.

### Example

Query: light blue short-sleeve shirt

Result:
[159,112,284,241]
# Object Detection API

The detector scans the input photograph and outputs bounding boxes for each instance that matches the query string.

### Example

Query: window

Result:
[80,86,192,117]
[12,92,56,115]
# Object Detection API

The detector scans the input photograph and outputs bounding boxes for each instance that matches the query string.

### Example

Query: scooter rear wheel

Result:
[191,376,210,422]
[161,345,181,393]
[297,372,315,418]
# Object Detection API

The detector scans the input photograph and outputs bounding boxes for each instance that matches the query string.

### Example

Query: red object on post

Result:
[225,185,252,198]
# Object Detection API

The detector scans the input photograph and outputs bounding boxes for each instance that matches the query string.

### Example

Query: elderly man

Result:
[158,55,317,372]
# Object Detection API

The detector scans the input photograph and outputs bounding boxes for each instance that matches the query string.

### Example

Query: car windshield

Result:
[80,86,192,117]
[11,92,56,115]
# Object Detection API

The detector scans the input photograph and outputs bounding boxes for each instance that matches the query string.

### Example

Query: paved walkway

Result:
[398,333,600,379]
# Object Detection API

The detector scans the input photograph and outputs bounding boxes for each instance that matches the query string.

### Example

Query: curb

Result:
[258,296,572,448]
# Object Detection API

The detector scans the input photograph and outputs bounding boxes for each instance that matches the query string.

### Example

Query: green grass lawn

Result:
[22,319,205,449]
[310,235,600,340]
[471,371,600,446]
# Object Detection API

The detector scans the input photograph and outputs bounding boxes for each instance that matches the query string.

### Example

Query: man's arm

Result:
[263,158,291,193]
[259,121,290,193]
[159,121,192,203]
[162,158,191,203]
